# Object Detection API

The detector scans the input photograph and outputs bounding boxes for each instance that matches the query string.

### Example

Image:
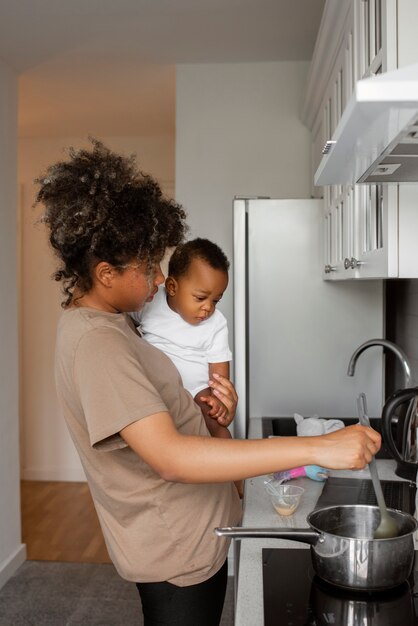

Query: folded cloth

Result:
[294,413,345,437]
[304,464,330,481]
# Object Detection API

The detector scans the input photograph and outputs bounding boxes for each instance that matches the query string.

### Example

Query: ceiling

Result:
[0,0,325,137]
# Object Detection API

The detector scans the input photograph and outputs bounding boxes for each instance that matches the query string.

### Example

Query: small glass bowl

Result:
[265,481,304,516]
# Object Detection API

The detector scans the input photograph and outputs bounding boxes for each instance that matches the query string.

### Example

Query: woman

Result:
[36,139,381,626]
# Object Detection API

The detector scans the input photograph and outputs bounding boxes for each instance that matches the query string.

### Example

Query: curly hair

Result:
[35,138,187,307]
[168,238,229,279]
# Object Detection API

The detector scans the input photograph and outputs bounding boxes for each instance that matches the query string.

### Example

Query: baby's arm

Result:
[195,365,244,498]
[196,362,233,427]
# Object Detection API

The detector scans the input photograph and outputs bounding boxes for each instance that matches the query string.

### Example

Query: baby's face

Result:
[166,258,228,325]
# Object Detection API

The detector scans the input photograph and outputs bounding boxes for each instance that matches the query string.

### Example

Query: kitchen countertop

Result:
[233,417,417,626]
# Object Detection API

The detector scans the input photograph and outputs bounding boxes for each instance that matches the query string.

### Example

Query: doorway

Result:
[21,480,111,563]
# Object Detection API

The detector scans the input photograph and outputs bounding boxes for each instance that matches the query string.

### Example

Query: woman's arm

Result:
[120,375,381,484]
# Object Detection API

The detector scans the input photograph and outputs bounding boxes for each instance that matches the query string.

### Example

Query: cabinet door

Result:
[346,184,399,278]
[355,0,399,76]
[322,19,356,280]
[356,0,383,77]
[398,186,418,278]
[311,116,326,200]
[323,203,343,279]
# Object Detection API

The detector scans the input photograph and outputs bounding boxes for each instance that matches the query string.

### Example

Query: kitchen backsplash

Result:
[386,279,418,396]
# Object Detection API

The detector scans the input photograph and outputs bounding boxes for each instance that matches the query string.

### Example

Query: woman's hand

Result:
[312,424,381,470]
[199,373,238,428]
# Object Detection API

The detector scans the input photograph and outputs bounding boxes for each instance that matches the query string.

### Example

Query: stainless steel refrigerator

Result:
[233,197,384,439]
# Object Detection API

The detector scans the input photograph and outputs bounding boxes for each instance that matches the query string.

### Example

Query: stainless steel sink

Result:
[261,416,391,459]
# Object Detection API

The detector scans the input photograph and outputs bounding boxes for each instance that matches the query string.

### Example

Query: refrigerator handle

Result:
[233,199,248,439]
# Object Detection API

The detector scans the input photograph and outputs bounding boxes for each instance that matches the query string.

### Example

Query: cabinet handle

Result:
[344,257,364,270]
[350,257,364,269]
[324,264,337,273]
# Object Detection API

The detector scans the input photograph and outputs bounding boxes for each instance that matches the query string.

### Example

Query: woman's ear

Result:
[94,261,115,288]
[165,276,177,296]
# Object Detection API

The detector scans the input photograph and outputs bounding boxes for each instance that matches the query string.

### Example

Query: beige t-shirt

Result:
[55,307,242,585]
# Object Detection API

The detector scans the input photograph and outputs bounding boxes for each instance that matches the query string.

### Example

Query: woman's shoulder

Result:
[58,307,137,347]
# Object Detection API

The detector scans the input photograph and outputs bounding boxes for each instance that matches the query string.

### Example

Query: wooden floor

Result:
[21,480,111,563]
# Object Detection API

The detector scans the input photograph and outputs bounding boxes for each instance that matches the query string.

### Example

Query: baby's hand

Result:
[198,394,229,426]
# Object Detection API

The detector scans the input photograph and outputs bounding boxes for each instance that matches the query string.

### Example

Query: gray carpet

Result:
[0,561,235,626]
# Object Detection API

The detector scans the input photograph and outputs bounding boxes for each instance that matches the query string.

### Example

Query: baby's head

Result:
[166,238,229,325]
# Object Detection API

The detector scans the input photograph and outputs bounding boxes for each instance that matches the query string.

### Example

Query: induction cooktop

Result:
[315,476,416,514]
[263,549,418,626]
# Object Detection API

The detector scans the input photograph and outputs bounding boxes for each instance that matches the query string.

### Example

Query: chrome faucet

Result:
[347,339,412,388]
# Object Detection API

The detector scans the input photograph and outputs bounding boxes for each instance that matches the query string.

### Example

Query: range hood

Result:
[315,62,418,185]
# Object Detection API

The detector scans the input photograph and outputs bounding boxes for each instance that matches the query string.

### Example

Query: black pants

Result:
[136,560,228,626]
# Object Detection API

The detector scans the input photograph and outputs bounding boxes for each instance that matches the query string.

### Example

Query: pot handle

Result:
[381,388,418,463]
[214,526,319,545]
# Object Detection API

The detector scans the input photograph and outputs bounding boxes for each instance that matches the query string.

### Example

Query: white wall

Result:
[175,61,312,338]
[19,135,175,481]
[0,59,26,589]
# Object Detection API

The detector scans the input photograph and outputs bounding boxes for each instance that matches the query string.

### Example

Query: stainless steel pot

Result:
[215,504,418,591]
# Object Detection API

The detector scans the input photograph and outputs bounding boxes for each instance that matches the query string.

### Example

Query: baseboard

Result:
[0,544,27,591]
[21,467,87,482]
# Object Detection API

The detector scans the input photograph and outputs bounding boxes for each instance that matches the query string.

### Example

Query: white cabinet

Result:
[303,0,418,280]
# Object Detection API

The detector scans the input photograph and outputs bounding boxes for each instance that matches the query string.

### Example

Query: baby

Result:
[131,238,233,439]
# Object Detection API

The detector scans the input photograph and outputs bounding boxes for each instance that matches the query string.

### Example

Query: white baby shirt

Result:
[131,286,232,397]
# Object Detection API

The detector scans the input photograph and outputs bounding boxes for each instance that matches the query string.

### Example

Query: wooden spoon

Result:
[357,393,399,539]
